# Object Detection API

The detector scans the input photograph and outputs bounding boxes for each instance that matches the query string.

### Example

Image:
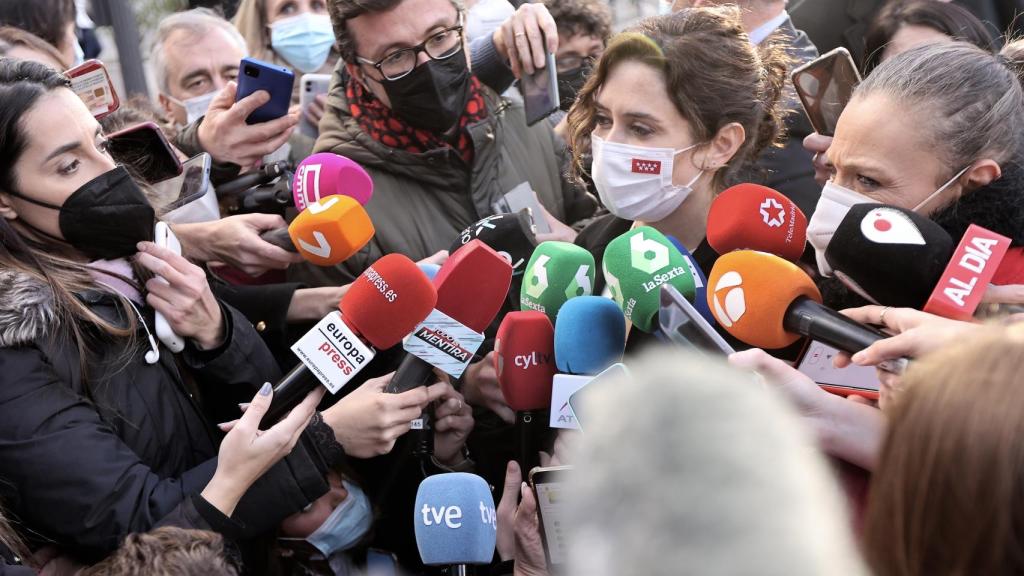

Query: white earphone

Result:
[95,280,161,365]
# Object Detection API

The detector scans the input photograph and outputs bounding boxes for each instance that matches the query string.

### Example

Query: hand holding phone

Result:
[106,122,182,184]
[299,73,331,138]
[791,47,861,137]
[65,59,119,119]
[236,57,295,125]
[519,37,560,126]
[529,465,572,569]
[152,222,186,354]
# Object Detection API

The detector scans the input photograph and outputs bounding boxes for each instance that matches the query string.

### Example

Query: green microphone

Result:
[603,226,696,332]
[520,241,596,323]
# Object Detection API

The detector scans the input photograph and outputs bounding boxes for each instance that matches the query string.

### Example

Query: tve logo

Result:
[711,271,746,328]
[414,473,497,566]
[760,197,785,228]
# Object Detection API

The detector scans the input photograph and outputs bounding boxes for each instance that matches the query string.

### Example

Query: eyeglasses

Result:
[356,24,465,81]
[556,54,600,74]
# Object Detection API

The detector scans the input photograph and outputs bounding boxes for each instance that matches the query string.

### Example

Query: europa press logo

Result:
[759,197,786,228]
[711,271,746,328]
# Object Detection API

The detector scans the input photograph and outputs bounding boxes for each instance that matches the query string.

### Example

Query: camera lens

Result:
[245,66,259,78]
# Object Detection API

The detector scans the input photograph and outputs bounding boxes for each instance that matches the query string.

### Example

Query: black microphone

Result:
[448,210,537,309]
[216,161,288,197]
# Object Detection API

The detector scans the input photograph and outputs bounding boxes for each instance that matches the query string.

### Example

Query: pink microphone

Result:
[292,153,374,210]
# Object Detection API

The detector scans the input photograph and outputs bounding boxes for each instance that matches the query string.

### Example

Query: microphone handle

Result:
[517,410,538,474]
[386,354,435,393]
[260,227,297,252]
[263,363,320,425]
[216,162,286,197]
[784,297,909,373]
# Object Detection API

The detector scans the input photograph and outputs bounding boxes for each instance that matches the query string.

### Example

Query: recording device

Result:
[825,204,955,308]
[264,254,437,423]
[161,153,217,224]
[450,210,538,308]
[665,235,715,325]
[236,57,295,124]
[659,284,735,355]
[217,161,289,198]
[796,340,881,399]
[520,241,595,322]
[492,182,552,234]
[414,473,497,570]
[292,153,374,210]
[602,226,696,333]
[519,39,560,126]
[706,250,908,374]
[706,183,808,262]
[923,224,1010,320]
[567,363,630,430]
[791,47,861,137]
[106,121,182,184]
[551,297,626,431]
[65,59,119,119]
[495,311,557,472]
[153,222,186,356]
[299,73,331,138]
[529,465,572,569]
[258,195,375,266]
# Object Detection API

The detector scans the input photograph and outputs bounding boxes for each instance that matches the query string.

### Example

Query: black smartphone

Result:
[529,465,572,569]
[658,284,735,355]
[520,42,560,126]
[106,121,182,184]
[236,57,295,125]
[791,47,862,137]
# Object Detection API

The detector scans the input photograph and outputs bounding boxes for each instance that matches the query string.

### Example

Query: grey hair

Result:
[856,42,1024,178]
[565,349,869,576]
[149,8,248,95]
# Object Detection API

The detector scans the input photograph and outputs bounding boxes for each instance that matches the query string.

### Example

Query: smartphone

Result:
[519,45,560,126]
[567,362,630,430]
[658,284,735,355]
[529,465,572,569]
[65,59,119,119]
[107,121,183,184]
[299,73,331,138]
[153,222,186,354]
[492,182,552,233]
[236,57,295,125]
[796,340,880,399]
[791,47,861,137]
[161,154,218,224]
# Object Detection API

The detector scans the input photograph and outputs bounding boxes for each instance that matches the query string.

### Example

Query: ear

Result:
[157,93,175,120]
[0,193,19,221]
[963,158,1001,191]
[699,122,745,171]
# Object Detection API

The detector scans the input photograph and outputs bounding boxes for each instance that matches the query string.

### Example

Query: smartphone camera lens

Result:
[244,66,260,78]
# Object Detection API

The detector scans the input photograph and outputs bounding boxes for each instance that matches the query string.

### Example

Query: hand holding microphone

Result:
[837,306,981,368]
[259,195,375,266]
[172,213,304,276]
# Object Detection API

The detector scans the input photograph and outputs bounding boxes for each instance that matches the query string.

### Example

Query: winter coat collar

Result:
[931,161,1024,247]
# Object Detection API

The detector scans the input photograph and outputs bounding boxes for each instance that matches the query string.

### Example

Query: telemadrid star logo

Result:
[759,198,786,228]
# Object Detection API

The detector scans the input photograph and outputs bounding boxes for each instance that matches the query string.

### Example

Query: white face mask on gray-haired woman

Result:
[807,164,971,277]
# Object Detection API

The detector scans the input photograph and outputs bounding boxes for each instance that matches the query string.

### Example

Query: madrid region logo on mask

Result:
[711,271,746,328]
[631,158,663,175]
[759,197,786,228]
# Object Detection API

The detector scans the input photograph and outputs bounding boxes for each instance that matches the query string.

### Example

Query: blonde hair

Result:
[232,0,278,64]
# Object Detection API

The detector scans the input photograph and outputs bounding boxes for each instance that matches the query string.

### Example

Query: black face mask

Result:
[557,64,591,112]
[8,166,155,260]
[381,53,471,132]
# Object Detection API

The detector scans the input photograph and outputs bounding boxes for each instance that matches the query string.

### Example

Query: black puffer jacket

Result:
[0,268,332,566]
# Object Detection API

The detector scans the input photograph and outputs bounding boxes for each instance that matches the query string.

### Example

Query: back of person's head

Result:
[81,527,238,576]
[856,42,1024,170]
[0,26,68,70]
[542,0,613,44]
[566,349,869,576]
[0,0,75,64]
[566,7,789,191]
[865,328,1024,576]
[863,0,995,74]
[150,8,248,96]
[327,0,466,63]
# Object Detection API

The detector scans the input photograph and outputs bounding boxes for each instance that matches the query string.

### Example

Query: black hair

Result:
[0,58,69,194]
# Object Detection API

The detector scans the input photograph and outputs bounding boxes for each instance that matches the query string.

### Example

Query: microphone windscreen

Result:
[495,311,556,411]
[433,239,513,333]
[287,195,375,266]
[707,183,807,262]
[340,253,437,349]
[292,153,373,210]
[414,473,497,566]
[520,241,596,322]
[825,203,955,308]
[603,226,695,332]
[706,250,821,349]
[554,296,626,375]
[449,211,538,278]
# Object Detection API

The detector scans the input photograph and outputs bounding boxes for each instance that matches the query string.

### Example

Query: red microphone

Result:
[707,183,808,262]
[264,253,436,423]
[923,224,1011,320]
[292,153,374,210]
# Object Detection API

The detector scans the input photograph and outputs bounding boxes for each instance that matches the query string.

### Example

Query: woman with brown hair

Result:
[864,327,1024,575]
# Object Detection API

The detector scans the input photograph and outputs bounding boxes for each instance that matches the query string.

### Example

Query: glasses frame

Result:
[356,22,466,81]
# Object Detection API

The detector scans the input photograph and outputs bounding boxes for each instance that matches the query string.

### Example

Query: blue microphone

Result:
[414,473,497,569]
[554,296,626,375]
[417,262,441,280]
[666,235,715,326]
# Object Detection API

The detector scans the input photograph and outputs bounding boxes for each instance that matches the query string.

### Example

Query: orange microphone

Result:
[706,251,908,372]
[261,195,375,266]
[706,183,807,262]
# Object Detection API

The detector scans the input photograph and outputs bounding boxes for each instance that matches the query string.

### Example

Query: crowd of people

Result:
[0,0,1023,573]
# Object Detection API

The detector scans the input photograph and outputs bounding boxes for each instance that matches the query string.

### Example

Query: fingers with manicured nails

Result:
[235,382,274,435]
[137,241,201,278]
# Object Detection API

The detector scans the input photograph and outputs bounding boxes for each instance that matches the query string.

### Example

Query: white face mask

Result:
[591,133,703,222]
[658,0,676,14]
[806,165,970,276]
[165,90,219,126]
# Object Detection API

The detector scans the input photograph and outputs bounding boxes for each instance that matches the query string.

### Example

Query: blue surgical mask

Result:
[306,481,373,556]
[270,13,335,74]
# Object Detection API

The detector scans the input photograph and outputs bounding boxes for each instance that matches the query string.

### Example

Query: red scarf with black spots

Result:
[346,76,488,165]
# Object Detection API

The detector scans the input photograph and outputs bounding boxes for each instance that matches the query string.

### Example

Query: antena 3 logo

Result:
[711,271,746,327]
[759,197,786,228]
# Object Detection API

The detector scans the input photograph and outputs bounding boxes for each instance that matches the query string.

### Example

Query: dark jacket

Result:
[0,268,331,566]
[288,61,598,287]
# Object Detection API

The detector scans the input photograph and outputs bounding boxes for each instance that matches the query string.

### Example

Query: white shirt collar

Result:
[748,10,790,45]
